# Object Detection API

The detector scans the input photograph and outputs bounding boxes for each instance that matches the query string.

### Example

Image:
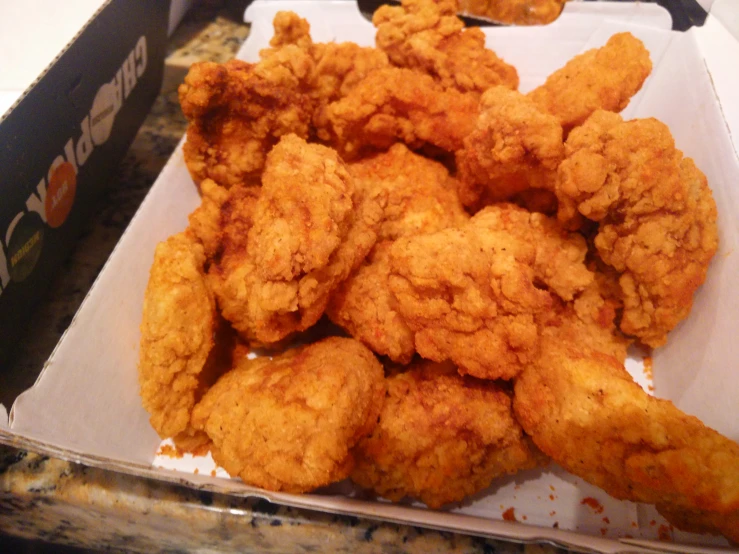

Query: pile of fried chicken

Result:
[137,0,738,542]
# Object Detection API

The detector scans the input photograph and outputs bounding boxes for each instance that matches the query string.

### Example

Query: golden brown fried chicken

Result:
[351,360,542,508]
[373,0,518,94]
[191,337,385,493]
[138,232,216,443]
[527,33,652,132]
[328,145,468,363]
[263,11,391,141]
[656,505,739,543]
[387,204,592,380]
[203,134,381,345]
[326,67,478,158]
[179,54,314,188]
[459,0,566,25]
[456,86,564,211]
[514,339,739,541]
[557,111,719,347]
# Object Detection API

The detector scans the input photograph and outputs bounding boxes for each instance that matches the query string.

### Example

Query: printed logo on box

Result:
[0,36,149,291]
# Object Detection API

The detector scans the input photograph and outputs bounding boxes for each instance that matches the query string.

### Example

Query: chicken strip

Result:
[557,111,719,346]
[179,52,314,189]
[204,134,382,345]
[191,337,385,493]
[456,86,564,211]
[351,360,543,508]
[373,0,518,94]
[138,232,216,444]
[527,33,651,132]
[387,204,593,379]
[514,338,739,544]
[326,67,479,159]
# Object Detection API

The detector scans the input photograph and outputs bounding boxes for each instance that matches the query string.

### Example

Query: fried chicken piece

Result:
[179,53,314,188]
[387,204,592,379]
[527,33,652,132]
[513,339,739,544]
[656,504,739,543]
[263,12,391,142]
[328,145,468,363]
[348,143,469,241]
[191,337,385,493]
[556,111,719,346]
[206,134,382,345]
[373,0,518,94]
[326,67,479,158]
[328,242,415,364]
[138,232,216,442]
[459,0,565,25]
[456,86,564,211]
[351,360,543,508]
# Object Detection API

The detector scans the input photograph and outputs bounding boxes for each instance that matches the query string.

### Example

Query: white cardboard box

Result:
[2,1,739,552]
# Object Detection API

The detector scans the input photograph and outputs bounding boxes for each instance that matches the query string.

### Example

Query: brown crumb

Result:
[502,507,517,522]
[549,511,556,517]
[210,469,216,477]
[194,468,199,475]
[553,522,559,528]
[549,494,555,500]
[157,444,183,459]
[600,528,607,536]
[581,497,604,514]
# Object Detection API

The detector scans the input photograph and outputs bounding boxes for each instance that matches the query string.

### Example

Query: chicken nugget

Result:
[138,232,216,442]
[191,337,385,493]
[352,360,542,508]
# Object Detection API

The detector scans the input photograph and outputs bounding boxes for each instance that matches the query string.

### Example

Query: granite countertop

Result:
[0,4,565,553]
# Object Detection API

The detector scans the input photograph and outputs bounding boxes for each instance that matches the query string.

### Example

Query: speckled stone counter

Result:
[0,4,564,553]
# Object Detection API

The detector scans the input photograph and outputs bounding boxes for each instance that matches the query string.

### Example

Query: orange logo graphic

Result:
[45,162,77,228]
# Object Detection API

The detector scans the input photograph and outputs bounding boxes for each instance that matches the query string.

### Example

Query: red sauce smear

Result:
[581,497,604,514]
[658,524,673,541]
[502,507,517,522]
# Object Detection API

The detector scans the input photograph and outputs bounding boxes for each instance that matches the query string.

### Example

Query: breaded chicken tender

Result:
[351,360,542,508]
[326,67,479,158]
[138,232,216,443]
[191,337,385,493]
[387,204,592,379]
[179,54,314,188]
[205,134,381,345]
[514,339,739,540]
[264,12,390,141]
[373,0,518,94]
[656,504,739,544]
[456,86,564,211]
[527,33,652,132]
[556,111,719,346]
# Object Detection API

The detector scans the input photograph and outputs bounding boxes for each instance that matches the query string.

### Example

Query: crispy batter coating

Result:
[138,232,216,441]
[264,12,391,141]
[348,143,469,241]
[179,55,314,188]
[557,111,719,346]
[459,0,565,25]
[656,504,739,543]
[387,204,592,379]
[206,134,381,345]
[514,340,739,534]
[326,67,478,158]
[527,33,652,131]
[328,242,415,363]
[328,145,468,363]
[456,86,564,210]
[191,337,386,493]
[373,0,518,94]
[351,360,542,508]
